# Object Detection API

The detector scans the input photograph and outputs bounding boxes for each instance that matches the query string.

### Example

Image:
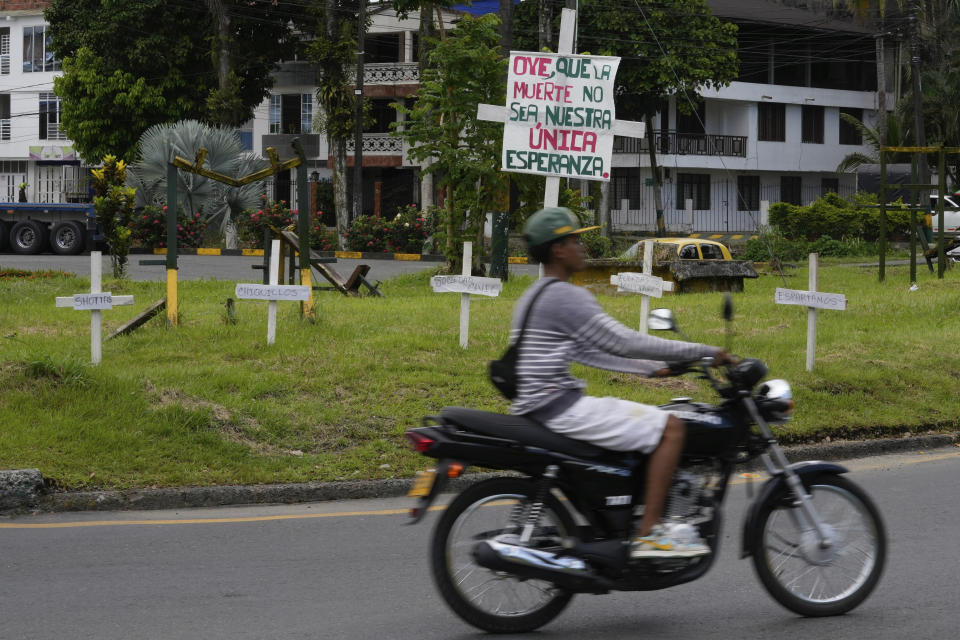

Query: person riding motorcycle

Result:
[512,206,733,558]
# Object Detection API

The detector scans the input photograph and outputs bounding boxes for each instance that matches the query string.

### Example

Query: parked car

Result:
[621,237,733,261]
[929,194,960,234]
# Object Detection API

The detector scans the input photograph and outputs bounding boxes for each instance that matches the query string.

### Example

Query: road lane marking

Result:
[2,450,955,530]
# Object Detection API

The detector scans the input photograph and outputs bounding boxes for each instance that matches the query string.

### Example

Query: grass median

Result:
[1,261,958,491]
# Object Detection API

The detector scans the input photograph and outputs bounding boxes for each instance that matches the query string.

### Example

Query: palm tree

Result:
[835,110,913,174]
[126,120,267,249]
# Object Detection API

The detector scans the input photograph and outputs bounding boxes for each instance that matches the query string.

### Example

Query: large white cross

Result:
[477,8,645,208]
[55,251,134,364]
[609,239,675,333]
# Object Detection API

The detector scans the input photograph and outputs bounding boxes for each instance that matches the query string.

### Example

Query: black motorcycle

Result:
[403,307,886,634]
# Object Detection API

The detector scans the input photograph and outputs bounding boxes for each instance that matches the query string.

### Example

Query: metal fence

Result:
[610,179,856,233]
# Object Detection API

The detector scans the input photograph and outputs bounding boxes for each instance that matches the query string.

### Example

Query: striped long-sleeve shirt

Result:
[509,277,720,417]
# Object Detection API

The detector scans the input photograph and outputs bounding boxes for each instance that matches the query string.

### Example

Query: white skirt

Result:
[543,395,669,453]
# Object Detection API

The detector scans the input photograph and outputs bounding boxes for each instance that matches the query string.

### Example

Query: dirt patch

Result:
[144,381,296,457]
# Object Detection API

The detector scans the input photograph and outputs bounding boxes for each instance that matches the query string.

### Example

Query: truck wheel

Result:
[50,221,85,255]
[10,220,48,254]
[0,220,9,252]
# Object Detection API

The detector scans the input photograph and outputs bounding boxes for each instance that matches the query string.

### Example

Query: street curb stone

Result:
[3,433,957,515]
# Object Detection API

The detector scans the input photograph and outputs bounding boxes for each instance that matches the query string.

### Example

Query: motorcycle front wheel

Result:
[431,477,576,633]
[751,474,886,617]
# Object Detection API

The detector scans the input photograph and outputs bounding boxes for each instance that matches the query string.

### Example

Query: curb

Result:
[3,432,957,516]
[127,248,448,262]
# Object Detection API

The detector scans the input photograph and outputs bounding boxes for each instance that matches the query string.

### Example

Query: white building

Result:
[609,0,890,232]
[0,2,84,204]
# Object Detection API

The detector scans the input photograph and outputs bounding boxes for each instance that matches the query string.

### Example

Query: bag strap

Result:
[513,279,558,347]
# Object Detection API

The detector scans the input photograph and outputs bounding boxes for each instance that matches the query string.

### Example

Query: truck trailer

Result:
[0,202,97,255]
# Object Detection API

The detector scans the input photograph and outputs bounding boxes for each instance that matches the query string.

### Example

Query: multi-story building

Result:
[609,1,890,232]
[0,1,86,204]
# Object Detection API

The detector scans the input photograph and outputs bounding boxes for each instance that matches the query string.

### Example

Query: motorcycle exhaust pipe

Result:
[472,540,612,594]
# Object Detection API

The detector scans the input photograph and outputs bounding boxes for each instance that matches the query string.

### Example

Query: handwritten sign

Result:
[430,275,503,297]
[503,52,620,181]
[610,272,670,298]
[55,252,134,364]
[235,284,311,301]
[775,288,846,310]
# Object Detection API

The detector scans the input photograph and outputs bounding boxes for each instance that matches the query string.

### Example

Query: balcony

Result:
[615,131,747,157]
[353,62,419,85]
[346,133,403,154]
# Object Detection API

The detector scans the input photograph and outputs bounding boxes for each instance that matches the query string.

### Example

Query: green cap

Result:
[523,207,600,247]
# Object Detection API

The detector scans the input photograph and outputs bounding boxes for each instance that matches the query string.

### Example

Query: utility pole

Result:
[353,0,367,220]
[910,4,928,187]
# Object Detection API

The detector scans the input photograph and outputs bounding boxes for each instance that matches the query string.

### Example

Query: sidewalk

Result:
[2,432,956,515]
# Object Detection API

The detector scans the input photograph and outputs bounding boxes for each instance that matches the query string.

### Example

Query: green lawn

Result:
[1,261,958,490]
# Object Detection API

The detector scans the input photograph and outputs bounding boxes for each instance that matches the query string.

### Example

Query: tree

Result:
[125,120,267,249]
[46,0,295,161]
[514,0,739,236]
[303,0,368,249]
[392,14,508,272]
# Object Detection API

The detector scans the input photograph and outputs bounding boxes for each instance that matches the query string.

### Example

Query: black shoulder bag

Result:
[489,280,557,400]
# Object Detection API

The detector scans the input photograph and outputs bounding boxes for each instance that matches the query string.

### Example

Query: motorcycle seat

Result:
[440,406,625,461]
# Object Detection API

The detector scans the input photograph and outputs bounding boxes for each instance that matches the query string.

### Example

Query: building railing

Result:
[614,130,748,157]
[357,62,419,85]
[346,133,403,154]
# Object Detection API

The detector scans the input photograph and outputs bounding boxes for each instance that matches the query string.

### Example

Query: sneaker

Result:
[631,525,710,559]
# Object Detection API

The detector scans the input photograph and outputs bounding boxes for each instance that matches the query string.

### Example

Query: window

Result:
[676,102,705,134]
[269,93,312,134]
[677,173,710,210]
[678,244,698,259]
[839,108,863,145]
[758,102,785,142]
[700,244,725,260]
[802,105,824,144]
[366,32,403,63]
[23,25,59,73]
[781,176,802,205]
[366,99,396,133]
[39,92,66,140]
[0,94,9,141]
[0,28,9,74]
[821,177,839,196]
[737,175,760,211]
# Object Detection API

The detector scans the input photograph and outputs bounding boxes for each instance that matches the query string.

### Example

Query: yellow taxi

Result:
[621,238,733,261]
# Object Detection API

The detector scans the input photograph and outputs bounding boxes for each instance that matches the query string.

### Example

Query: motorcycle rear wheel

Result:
[431,477,576,633]
[751,474,886,617]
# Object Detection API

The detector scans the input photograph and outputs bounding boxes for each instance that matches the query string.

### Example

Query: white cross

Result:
[609,239,675,333]
[774,252,847,372]
[477,8,645,209]
[234,239,311,345]
[55,251,134,364]
[431,241,503,348]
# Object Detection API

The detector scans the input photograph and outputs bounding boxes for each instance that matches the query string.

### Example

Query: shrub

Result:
[236,198,296,248]
[581,229,613,258]
[345,205,434,253]
[769,192,912,241]
[128,205,209,249]
[743,226,884,262]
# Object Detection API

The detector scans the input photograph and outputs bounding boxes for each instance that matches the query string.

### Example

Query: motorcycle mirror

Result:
[648,308,676,332]
[722,293,734,322]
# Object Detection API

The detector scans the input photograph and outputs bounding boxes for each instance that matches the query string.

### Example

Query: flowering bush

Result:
[236,198,336,250]
[236,198,296,248]
[128,205,209,249]
[345,204,432,253]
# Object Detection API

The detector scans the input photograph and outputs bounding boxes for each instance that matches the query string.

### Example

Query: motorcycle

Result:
[403,305,886,634]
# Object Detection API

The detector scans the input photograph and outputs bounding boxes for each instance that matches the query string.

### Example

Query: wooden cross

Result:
[477,8,645,209]
[431,241,503,348]
[234,239,311,345]
[609,239,675,333]
[55,251,134,364]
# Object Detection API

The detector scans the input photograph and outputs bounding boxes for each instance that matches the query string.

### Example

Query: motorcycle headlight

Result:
[757,379,794,423]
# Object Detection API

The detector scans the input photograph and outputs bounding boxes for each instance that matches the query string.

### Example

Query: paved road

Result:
[2,449,958,640]
[0,253,541,282]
